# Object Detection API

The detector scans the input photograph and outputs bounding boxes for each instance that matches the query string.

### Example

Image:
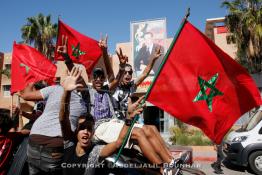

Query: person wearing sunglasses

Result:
[59,67,144,175]
[111,47,177,170]
[18,34,123,175]
[60,67,181,175]
[112,47,161,120]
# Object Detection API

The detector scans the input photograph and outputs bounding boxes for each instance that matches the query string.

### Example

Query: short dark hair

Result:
[0,108,13,134]
[76,113,95,134]
[125,64,132,70]
[33,81,47,90]
[93,67,105,77]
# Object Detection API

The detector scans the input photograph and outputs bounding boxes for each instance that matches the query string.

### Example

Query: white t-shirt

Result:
[30,85,87,137]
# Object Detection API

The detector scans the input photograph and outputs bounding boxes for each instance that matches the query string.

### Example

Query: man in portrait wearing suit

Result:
[134,32,164,76]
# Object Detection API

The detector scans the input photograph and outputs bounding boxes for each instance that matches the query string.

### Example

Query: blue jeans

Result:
[27,141,63,175]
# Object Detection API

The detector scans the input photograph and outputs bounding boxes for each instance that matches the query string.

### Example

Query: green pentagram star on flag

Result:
[193,73,223,112]
[71,43,86,58]
[147,21,261,144]
[19,63,30,74]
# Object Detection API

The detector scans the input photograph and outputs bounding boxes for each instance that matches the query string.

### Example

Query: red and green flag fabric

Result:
[146,21,262,144]
[11,42,57,94]
[55,20,102,73]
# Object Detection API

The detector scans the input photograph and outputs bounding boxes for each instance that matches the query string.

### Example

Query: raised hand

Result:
[98,34,108,53]
[116,47,128,66]
[127,96,145,119]
[152,47,162,61]
[62,67,83,91]
[57,35,68,54]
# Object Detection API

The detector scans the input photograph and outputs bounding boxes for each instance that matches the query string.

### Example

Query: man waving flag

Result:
[146,20,261,144]
[55,20,102,73]
[11,42,57,94]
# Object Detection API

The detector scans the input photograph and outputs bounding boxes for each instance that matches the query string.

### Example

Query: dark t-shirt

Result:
[62,144,93,175]
[62,141,104,175]
[112,81,137,120]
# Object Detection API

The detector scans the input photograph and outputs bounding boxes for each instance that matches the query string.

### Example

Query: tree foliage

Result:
[21,13,57,60]
[0,68,11,78]
[222,0,262,73]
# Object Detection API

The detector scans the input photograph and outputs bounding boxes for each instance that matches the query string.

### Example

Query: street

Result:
[191,146,255,175]
[191,160,254,175]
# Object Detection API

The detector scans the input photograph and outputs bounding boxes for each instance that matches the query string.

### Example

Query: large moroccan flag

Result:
[11,42,57,94]
[146,20,262,144]
[55,20,102,73]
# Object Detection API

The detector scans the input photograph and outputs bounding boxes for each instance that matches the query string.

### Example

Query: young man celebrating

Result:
[111,47,177,169]
[59,67,144,175]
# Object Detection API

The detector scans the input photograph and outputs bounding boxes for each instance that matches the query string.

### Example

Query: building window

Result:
[4,64,11,70]
[216,26,228,34]
[3,85,11,97]
[226,35,236,44]
[159,110,165,133]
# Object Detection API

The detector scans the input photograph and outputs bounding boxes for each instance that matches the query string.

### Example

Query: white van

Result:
[223,107,262,175]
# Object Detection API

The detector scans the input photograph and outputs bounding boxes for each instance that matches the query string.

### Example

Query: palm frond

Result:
[222,0,262,73]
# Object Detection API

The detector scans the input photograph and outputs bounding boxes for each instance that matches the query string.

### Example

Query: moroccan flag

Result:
[146,21,262,144]
[11,42,57,94]
[55,20,102,73]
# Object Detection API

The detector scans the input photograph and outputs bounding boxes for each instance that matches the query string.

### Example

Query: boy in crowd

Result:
[59,67,144,175]
[0,108,24,175]
[57,36,178,173]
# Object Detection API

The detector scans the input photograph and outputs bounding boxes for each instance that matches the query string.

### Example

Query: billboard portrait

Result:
[131,19,166,77]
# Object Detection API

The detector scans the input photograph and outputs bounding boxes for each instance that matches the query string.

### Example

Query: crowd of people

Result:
[0,35,180,175]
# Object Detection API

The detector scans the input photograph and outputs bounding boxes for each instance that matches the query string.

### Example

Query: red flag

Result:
[11,42,57,94]
[147,21,262,144]
[55,20,102,73]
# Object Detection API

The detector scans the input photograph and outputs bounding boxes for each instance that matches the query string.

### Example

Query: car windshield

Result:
[243,110,262,131]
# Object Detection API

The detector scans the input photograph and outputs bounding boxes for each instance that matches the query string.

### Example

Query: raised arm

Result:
[135,47,162,87]
[98,34,115,83]
[108,48,128,91]
[57,35,87,88]
[99,96,144,158]
[59,67,83,141]
[21,111,38,120]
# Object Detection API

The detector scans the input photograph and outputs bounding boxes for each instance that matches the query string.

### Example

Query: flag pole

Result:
[17,95,23,131]
[114,8,191,164]
[10,95,13,119]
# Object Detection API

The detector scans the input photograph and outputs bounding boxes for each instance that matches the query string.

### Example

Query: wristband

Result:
[125,119,132,126]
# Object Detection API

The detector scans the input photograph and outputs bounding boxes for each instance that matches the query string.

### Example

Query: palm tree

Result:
[21,13,57,60]
[0,68,11,79]
[222,0,262,73]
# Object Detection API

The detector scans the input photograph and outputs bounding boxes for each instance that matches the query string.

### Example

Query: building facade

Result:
[0,53,13,109]
[205,17,237,59]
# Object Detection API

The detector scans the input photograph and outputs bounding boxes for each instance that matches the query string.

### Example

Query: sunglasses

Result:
[124,70,133,75]
[93,75,105,80]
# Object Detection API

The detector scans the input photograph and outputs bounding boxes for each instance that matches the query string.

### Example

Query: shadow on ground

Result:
[222,159,254,174]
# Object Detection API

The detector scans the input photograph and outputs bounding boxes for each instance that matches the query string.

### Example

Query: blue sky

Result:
[0,0,227,54]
